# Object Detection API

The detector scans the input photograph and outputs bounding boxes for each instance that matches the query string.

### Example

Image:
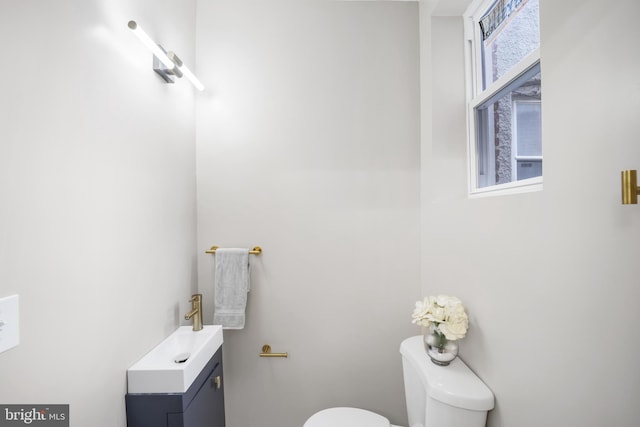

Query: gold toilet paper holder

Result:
[259,344,288,358]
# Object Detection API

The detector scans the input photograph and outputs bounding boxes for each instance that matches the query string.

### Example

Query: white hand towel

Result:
[213,248,251,329]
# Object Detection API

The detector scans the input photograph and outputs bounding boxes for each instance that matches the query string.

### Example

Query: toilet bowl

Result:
[303,335,494,427]
[303,407,399,427]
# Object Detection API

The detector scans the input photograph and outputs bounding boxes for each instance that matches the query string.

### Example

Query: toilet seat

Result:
[303,407,390,427]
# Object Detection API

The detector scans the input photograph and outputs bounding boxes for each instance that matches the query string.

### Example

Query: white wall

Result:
[0,1,197,425]
[195,1,421,426]
[421,1,640,426]
[6,1,634,426]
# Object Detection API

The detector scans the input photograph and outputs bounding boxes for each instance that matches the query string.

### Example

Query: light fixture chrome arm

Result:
[168,52,205,91]
[128,20,204,91]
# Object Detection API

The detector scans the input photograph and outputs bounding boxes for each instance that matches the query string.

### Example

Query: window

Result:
[513,99,542,180]
[464,0,542,194]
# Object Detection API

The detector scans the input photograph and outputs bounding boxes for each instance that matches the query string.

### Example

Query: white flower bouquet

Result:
[411,295,469,341]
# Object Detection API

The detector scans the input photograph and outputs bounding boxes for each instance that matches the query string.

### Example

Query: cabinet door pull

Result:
[213,375,222,389]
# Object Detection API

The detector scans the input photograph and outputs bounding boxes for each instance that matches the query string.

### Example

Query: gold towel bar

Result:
[205,246,262,255]
[259,344,288,358]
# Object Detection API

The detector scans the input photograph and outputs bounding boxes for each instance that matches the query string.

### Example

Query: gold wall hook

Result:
[622,170,640,204]
[259,344,288,358]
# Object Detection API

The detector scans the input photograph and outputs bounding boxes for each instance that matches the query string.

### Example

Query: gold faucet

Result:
[184,294,203,331]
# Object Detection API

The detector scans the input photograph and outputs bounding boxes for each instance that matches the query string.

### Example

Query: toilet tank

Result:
[399,336,494,427]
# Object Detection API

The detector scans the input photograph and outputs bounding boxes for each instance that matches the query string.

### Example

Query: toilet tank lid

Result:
[400,336,495,411]
[303,407,390,427]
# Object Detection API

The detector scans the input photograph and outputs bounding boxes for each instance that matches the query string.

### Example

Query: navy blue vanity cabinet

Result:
[126,347,225,427]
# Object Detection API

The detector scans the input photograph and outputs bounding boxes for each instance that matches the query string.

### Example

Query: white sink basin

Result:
[127,325,223,394]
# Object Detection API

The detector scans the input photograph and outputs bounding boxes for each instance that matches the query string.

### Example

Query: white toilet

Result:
[303,335,494,427]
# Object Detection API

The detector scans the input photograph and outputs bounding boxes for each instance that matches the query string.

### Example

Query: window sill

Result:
[469,177,543,199]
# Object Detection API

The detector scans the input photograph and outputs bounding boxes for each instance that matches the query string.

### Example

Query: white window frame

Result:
[464,0,542,198]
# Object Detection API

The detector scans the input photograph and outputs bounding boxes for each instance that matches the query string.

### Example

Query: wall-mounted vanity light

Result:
[621,170,640,204]
[128,20,204,91]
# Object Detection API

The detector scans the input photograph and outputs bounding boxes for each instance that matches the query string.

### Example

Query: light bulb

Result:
[128,21,176,71]
[178,64,205,91]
